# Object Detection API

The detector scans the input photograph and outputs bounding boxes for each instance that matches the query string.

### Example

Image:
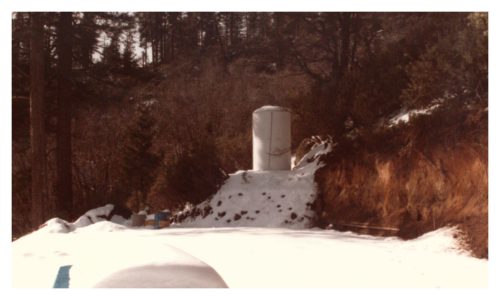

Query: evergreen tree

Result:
[29,12,48,228]
[56,12,74,220]
[13,13,32,96]
[102,34,121,70]
[166,12,181,61]
[199,12,219,48]
[121,103,160,211]
[122,31,137,73]
[401,13,487,108]
[179,12,200,54]
[74,12,99,70]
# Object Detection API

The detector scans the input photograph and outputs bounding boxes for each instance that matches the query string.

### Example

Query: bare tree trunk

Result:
[56,12,73,219]
[170,14,177,61]
[226,12,236,46]
[274,13,285,69]
[338,13,352,80]
[29,13,47,228]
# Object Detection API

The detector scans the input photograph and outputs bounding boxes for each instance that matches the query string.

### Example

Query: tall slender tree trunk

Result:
[229,13,235,46]
[29,13,47,228]
[170,29,175,61]
[275,13,285,69]
[56,12,73,219]
[338,13,352,80]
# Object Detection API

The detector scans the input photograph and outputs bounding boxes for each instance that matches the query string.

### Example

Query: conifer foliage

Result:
[121,103,160,211]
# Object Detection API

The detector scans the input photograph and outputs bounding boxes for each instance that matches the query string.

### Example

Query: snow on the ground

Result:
[12,222,487,288]
[37,204,117,234]
[174,140,332,229]
[11,138,487,288]
[12,222,227,288]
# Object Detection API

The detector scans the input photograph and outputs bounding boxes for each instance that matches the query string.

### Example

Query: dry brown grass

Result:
[314,105,488,258]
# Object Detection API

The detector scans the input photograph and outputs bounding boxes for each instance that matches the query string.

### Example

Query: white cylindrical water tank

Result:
[252,106,291,171]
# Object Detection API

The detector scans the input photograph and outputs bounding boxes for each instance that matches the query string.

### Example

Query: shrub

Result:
[149,138,228,210]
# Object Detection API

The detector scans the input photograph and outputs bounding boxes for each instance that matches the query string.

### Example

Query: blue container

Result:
[154,211,170,229]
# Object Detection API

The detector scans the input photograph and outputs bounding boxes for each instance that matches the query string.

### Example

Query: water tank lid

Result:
[253,105,290,113]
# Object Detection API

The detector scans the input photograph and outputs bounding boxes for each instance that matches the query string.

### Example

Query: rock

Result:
[202,206,212,218]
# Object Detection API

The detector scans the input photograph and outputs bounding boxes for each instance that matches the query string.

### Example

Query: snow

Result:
[141,99,158,107]
[110,214,128,225]
[388,102,442,126]
[10,138,487,288]
[293,137,333,170]
[38,204,116,234]
[12,222,487,288]
[174,140,332,228]
[12,222,227,288]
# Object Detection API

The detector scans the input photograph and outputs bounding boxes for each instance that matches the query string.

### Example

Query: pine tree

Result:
[200,12,219,48]
[74,12,99,70]
[56,12,73,220]
[102,34,121,70]
[29,12,48,227]
[122,32,137,73]
[13,13,31,96]
[121,103,160,211]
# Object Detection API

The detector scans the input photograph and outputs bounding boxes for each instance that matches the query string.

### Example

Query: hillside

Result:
[11,131,488,287]
[12,13,488,289]
[315,104,488,258]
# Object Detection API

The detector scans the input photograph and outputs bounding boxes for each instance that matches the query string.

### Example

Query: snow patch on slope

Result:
[174,140,333,228]
[388,100,443,127]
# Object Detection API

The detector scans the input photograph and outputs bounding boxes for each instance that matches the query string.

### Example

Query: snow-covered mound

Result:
[38,204,119,234]
[12,222,487,288]
[174,139,333,228]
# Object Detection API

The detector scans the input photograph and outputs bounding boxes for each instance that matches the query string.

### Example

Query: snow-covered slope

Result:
[12,222,487,288]
[173,139,333,228]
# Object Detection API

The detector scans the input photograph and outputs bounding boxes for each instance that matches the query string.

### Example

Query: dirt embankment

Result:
[313,105,488,258]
